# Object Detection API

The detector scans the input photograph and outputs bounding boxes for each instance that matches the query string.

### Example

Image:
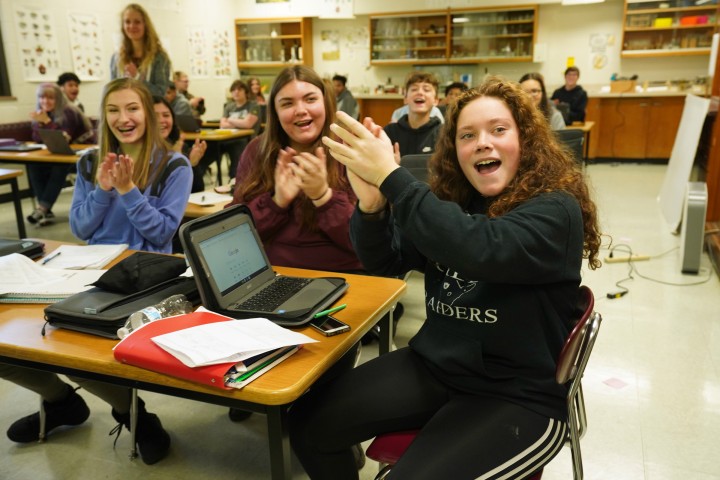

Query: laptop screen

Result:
[198,222,268,296]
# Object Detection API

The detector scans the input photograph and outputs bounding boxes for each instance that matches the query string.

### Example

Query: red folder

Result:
[113,310,239,389]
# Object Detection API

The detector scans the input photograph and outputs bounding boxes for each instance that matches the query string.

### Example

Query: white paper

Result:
[151,317,317,368]
[0,253,104,298]
[40,244,128,269]
[188,191,233,206]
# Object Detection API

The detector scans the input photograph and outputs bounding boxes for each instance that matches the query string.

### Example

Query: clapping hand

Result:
[272,147,302,208]
[188,138,207,167]
[97,153,135,194]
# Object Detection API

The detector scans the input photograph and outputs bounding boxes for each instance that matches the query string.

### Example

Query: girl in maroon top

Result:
[229,65,363,272]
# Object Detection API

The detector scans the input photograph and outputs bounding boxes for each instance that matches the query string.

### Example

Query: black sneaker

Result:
[111,397,171,465]
[6,385,90,443]
[26,208,46,225]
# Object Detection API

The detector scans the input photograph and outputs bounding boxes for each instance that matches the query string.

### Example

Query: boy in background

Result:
[332,74,359,120]
[384,71,442,158]
[57,72,84,113]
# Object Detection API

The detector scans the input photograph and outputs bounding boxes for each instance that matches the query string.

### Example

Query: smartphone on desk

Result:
[309,315,350,336]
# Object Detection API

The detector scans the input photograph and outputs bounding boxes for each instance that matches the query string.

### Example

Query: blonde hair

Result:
[116,4,167,80]
[98,78,171,190]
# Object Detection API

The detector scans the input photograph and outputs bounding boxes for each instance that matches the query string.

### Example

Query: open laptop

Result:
[179,205,348,327]
[38,129,84,155]
[175,114,201,133]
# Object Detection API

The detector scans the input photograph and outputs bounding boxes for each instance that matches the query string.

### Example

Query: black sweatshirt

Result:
[383,115,442,157]
[350,168,584,421]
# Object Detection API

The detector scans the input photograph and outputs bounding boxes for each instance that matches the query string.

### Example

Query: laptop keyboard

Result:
[235,276,311,312]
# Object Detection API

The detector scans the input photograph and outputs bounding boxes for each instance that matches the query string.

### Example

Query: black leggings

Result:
[289,348,566,480]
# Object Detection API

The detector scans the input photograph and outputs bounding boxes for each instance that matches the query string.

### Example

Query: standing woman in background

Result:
[110,3,171,97]
[519,72,565,131]
[27,83,95,226]
[70,78,192,253]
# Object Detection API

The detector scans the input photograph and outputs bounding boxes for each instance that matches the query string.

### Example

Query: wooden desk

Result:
[183,129,253,142]
[201,121,220,128]
[184,196,228,219]
[0,145,93,165]
[0,168,26,238]
[0,246,406,480]
[566,121,595,165]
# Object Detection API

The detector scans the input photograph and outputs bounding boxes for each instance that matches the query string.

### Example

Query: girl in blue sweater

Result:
[70,78,192,253]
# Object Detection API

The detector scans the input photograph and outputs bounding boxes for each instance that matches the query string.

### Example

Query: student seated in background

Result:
[173,70,205,119]
[220,79,260,177]
[437,81,468,116]
[289,77,603,479]
[1,79,191,466]
[153,95,207,192]
[551,66,588,125]
[57,72,85,113]
[390,103,443,124]
[247,76,266,105]
[26,83,95,227]
[164,83,193,118]
[332,74,359,120]
[384,71,443,158]
[520,72,566,130]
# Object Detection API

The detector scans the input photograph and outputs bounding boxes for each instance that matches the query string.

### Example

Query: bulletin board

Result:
[14,7,61,82]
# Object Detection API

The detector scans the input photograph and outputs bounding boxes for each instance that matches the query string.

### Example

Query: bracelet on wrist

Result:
[309,188,329,202]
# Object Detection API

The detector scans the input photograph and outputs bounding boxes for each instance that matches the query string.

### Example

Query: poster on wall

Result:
[67,13,104,81]
[211,29,232,78]
[187,27,209,78]
[14,7,62,82]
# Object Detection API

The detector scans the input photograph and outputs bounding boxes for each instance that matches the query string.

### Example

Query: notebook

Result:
[179,205,348,327]
[38,129,85,155]
[176,114,201,133]
[0,142,43,152]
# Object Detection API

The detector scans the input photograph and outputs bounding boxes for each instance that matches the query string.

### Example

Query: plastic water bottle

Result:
[117,294,193,339]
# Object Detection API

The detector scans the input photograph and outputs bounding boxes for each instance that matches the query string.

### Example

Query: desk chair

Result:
[366,286,602,480]
[555,129,585,167]
[400,154,431,184]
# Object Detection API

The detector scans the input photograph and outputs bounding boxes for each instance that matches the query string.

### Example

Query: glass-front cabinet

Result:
[369,7,537,65]
[235,18,313,68]
[450,7,537,62]
[622,0,719,57]
[370,12,449,65]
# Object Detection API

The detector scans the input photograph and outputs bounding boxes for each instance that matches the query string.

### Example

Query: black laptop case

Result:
[0,238,45,259]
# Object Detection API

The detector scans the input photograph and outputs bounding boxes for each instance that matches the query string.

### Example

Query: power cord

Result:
[604,243,713,299]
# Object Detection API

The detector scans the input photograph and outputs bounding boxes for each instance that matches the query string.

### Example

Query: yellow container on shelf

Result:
[653,17,673,28]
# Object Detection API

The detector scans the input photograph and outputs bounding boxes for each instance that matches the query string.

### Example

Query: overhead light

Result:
[452,17,469,23]
[562,0,605,5]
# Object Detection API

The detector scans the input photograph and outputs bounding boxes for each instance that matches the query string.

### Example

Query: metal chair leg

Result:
[38,396,46,442]
[129,388,138,459]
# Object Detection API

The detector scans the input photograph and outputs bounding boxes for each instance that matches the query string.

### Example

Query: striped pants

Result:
[289,347,567,480]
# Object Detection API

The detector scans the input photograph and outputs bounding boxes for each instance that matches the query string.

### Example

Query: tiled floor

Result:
[0,162,719,479]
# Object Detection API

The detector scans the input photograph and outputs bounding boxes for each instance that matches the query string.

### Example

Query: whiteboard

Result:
[657,94,711,232]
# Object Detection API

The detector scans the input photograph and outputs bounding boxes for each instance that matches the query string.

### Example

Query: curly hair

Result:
[235,65,350,230]
[430,76,601,270]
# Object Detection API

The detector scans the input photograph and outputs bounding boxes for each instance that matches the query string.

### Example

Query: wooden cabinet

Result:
[450,7,537,62]
[235,18,312,69]
[593,96,685,160]
[369,6,537,66]
[622,0,719,57]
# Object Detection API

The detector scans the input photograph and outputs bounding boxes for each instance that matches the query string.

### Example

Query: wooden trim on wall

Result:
[706,39,720,221]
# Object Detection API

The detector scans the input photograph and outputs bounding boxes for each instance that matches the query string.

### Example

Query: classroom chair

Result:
[365,285,602,480]
[555,129,585,167]
[400,153,431,184]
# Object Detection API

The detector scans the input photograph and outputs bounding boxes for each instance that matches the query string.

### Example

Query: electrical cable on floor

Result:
[604,243,714,299]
